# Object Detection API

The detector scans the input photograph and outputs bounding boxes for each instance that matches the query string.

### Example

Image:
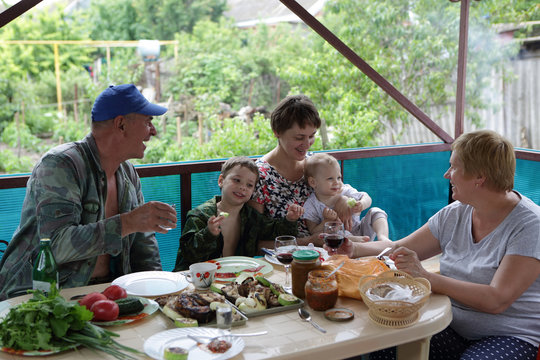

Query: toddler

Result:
[303,153,389,243]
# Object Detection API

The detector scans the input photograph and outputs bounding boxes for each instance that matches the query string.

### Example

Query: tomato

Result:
[78,292,107,310]
[102,285,127,301]
[90,299,119,321]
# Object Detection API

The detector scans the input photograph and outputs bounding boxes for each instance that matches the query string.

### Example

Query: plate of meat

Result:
[155,291,247,327]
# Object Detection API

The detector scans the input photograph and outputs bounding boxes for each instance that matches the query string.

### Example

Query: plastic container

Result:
[305,269,339,311]
[291,250,320,299]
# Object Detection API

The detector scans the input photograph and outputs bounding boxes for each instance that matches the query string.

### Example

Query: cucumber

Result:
[163,346,188,360]
[278,293,300,306]
[210,282,225,294]
[270,283,286,296]
[115,296,144,315]
[209,301,230,311]
[255,275,271,287]
[174,317,198,328]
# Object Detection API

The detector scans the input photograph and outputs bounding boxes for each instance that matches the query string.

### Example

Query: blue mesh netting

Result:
[139,175,181,271]
[515,158,540,206]
[343,151,451,240]
[2,152,540,269]
[191,171,221,209]
[0,187,27,247]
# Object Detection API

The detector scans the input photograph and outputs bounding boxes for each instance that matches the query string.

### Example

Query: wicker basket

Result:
[358,270,431,328]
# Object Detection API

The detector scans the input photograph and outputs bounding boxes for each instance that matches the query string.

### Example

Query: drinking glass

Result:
[274,235,298,291]
[160,204,176,231]
[323,221,345,255]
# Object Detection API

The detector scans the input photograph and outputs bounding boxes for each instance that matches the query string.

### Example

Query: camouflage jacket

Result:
[174,196,297,271]
[0,134,161,300]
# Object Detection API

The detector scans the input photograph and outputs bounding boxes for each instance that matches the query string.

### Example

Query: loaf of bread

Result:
[321,255,390,300]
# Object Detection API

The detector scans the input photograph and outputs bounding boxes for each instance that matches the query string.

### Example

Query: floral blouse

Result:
[252,158,312,237]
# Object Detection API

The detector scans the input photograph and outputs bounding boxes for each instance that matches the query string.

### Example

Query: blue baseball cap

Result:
[91,84,167,122]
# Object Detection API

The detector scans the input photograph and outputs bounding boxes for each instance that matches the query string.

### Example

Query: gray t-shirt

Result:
[428,192,540,347]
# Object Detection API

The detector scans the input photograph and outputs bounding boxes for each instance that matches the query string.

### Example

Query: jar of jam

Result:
[291,250,320,299]
[305,269,338,311]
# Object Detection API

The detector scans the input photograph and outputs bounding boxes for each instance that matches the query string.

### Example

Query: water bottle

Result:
[32,238,59,294]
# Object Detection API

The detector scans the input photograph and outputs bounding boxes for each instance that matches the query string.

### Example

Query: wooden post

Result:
[106,46,111,82]
[73,84,79,123]
[53,43,62,113]
[176,115,182,145]
[247,78,254,106]
[453,0,471,139]
[155,61,161,102]
[198,113,203,145]
[15,111,21,158]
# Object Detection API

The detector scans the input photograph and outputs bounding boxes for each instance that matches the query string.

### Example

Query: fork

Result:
[187,331,267,344]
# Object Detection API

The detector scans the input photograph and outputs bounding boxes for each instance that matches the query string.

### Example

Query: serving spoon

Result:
[298,308,326,333]
[325,261,345,278]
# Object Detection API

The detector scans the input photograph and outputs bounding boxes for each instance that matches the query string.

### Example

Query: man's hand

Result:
[121,201,177,236]
[286,204,304,221]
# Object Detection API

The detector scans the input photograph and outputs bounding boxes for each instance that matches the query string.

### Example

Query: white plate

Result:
[144,327,244,360]
[112,271,189,297]
[264,246,329,266]
[208,256,273,282]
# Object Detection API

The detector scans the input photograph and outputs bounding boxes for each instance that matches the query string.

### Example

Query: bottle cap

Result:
[293,249,319,261]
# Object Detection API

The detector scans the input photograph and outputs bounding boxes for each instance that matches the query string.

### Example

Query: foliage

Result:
[279,0,519,147]
[166,20,302,112]
[0,8,92,79]
[0,122,44,152]
[135,114,300,165]
[0,6,93,135]
[0,149,35,173]
[0,0,536,174]
[75,0,227,41]
[0,287,142,359]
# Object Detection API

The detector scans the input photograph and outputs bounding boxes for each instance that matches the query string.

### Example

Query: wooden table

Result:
[0,258,451,360]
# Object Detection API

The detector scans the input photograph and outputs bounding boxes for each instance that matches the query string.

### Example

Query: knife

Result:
[261,248,276,257]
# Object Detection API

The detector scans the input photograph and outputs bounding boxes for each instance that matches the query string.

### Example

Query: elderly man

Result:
[0,84,176,300]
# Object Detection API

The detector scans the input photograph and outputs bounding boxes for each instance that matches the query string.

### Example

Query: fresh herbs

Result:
[0,286,142,359]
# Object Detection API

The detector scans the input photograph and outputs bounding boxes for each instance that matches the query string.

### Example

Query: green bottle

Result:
[32,238,59,294]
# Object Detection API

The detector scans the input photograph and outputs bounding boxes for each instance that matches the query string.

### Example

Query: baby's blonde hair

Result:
[304,153,340,180]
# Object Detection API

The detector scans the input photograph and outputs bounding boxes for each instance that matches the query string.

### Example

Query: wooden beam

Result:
[0,0,42,28]
[278,0,454,144]
[454,0,471,138]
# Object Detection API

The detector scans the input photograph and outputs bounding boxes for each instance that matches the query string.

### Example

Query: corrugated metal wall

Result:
[381,57,540,149]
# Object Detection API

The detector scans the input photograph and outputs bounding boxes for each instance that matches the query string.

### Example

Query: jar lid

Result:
[293,249,320,261]
[324,308,354,322]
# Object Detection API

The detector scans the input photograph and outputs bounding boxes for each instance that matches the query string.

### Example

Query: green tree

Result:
[0,8,94,135]
[279,0,519,148]
[76,0,227,41]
